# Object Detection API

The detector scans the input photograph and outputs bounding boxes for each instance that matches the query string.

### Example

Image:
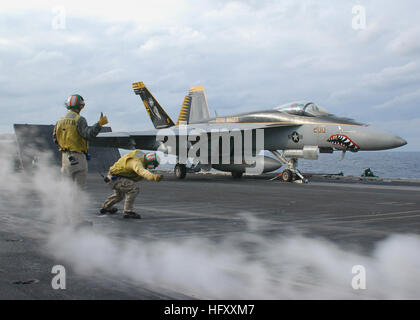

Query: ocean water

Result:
[295,151,420,179]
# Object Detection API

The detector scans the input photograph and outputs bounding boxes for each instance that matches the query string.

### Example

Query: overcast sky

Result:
[1,0,419,150]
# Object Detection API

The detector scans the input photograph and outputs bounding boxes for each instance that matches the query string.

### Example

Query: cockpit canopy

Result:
[274,101,330,117]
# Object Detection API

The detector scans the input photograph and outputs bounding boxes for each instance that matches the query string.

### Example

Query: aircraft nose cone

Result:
[369,130,407,150]
[393,136,407,148]
[344,126,407,151]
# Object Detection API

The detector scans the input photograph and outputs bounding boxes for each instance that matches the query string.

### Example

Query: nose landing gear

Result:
[270,150,308,183]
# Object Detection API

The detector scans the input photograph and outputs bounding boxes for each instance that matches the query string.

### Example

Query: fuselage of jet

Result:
[195,106,407,152]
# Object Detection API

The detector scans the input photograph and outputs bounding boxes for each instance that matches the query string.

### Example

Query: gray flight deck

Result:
[1,170,420,299]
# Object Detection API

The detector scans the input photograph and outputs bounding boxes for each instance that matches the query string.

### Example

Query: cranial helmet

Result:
[145,152,160,168]
[66,94,85,110]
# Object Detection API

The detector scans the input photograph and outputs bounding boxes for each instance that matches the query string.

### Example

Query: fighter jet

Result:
[91,82,407,182]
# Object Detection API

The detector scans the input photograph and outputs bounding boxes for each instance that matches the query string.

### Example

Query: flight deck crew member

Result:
[100,150,163,219]
[53,94,109,226]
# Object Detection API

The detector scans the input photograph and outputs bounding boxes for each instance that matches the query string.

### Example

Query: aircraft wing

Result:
[90,122,301,150]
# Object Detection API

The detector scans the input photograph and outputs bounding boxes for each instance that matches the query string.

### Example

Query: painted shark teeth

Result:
[327,134,360,151]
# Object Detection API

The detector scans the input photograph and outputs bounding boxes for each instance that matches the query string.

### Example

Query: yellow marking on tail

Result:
[176,95,192,125]
[132,82,145,90]
[189,85,204,93]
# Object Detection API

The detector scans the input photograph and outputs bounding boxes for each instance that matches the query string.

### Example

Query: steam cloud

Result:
[1,144,420,299]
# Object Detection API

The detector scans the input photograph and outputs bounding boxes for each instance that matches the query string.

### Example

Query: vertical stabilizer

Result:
[176,85,211,125]
[189,85,210,123]
[132,82,175,129]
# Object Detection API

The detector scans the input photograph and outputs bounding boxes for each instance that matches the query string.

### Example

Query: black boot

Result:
[123,211,141,219]
[99,207,118,215]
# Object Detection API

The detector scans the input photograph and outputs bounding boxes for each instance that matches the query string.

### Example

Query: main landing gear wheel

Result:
[174,164,187,179]
[231,171,243,179]
[281,169,293,182]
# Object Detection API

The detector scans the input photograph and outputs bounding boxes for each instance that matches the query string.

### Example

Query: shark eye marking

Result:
[327,134,360,151]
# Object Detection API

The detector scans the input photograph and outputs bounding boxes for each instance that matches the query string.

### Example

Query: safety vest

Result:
[56,111,88,153]
[109,149,147,181]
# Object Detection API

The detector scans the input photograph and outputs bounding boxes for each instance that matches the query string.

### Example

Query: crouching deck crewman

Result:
[100,150,163,219]
[53,94,109,227]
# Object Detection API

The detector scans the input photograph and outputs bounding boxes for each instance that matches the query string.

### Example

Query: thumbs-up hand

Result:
[99,112,108,126]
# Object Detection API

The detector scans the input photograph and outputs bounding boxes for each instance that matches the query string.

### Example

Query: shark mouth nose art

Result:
[327,134,360,151]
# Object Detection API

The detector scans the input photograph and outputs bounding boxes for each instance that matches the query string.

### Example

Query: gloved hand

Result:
[153,174,163,182]
[99,112,109,126]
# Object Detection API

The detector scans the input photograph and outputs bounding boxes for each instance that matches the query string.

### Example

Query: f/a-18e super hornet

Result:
[91,82,407,182]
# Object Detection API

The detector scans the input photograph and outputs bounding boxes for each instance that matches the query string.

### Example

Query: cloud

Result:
[373,88,420,110]
[363,62,420,90]
[388,27,420,56]
[327,61,420,125]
